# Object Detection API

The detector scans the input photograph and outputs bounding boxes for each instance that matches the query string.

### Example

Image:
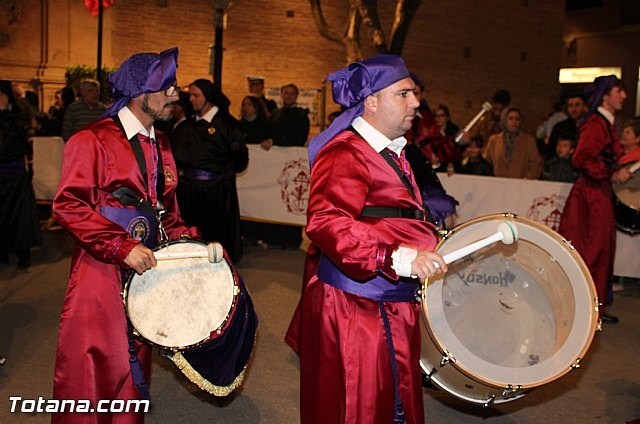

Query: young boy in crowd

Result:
[541,133,579,183]
[457,136,493,176]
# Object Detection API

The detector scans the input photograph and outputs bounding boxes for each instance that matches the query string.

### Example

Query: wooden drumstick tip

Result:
[207,242,224,263]
[498,221,518,245]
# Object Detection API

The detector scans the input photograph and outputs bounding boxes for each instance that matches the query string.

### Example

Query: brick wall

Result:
[1,0,568,132]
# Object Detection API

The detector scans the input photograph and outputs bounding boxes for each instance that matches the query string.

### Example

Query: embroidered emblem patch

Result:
[207,126,216,135]
[128,217,150,242]
[164,168,176,185]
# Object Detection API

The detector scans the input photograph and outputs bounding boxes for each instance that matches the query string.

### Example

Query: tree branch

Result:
[389,0,422,55]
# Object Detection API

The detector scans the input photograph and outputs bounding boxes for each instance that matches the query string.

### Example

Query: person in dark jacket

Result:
[0,79,41,268]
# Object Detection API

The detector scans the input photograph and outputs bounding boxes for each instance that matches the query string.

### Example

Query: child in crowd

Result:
[541,134,579,183]
[457,136,493,176]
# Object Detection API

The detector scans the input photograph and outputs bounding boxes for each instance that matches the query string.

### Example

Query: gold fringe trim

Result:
[169,352,246,397]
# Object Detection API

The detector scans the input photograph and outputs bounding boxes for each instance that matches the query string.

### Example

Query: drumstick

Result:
[628,161,640,174]
[153,242,224,263]
[454,101,493,143]
[433,221,518,268]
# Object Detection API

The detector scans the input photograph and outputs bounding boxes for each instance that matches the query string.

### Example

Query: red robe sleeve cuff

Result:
[376,243,399,281]
[111,237,140,268]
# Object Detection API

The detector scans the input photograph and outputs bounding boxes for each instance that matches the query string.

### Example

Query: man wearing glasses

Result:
[52,47,200,424]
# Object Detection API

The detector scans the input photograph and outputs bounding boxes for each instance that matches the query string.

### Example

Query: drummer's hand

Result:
[124,244,157,275]
[613,167,632,183]
[411,250,447,282]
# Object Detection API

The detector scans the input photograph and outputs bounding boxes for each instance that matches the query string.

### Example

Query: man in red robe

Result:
[286,55,447,424]
[558,75,631,324]
[51,47,200,423]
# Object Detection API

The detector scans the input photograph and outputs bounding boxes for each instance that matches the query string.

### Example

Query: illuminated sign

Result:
[559,67,622,83]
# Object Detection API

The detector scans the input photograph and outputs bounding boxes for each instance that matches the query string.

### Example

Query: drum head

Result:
[125,240,237,349]
[421,214,598,403]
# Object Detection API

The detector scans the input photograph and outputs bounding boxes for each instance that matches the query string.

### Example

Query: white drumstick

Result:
[628,160,640,174]
[454,101,493,143]
[153,242,224,263]
[434,221,518,268]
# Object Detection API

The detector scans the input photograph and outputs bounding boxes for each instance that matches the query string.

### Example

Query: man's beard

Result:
[142,94,172,121]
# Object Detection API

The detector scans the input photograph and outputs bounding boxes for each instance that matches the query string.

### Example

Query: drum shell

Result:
[420,214,599,406]
[614,189,640,234]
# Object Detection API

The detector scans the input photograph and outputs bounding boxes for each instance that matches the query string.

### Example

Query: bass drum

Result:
[614,179,640,234]
[420,213,599,406]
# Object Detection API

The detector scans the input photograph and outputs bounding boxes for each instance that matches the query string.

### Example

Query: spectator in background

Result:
[469,89,511,143]
[618,118,640,165]
[457,136,493,176]
[558,75,630,324]
[430,103,463,172]
[48,87,76,136]
[173,79,248,262]
[535,101,567,148]
[0,80,41,269]
[247,75,277,118]
[61,79,106,141]
[541,134,579,183]
[547,94,587,160]
[271,83,310,147]
[239,95,275,249]
[240,95,273,150]
[262,84,310,251]
[483,106,543,179]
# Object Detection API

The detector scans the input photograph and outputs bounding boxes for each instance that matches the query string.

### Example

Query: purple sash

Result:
[317,255,419,302]
[183,168,234,181]
[100,206,158,248]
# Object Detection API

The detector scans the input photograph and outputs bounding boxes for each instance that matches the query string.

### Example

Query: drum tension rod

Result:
[425,367,437,380]
[501,384,524,398]
[482,395,496,409]
[570,358,582,370]
[439,349,456,367]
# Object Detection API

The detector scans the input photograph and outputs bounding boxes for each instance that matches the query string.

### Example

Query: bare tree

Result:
[310,0,422,63]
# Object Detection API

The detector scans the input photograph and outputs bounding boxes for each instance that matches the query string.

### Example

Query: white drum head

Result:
[125,241,236,349]
[421,214,598,403]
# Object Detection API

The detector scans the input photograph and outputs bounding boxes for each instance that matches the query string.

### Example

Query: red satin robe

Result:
[51,118,199,424]
[558,113,622,313]
[285,130,439,424]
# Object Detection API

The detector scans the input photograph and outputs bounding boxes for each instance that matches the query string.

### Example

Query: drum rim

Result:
[421,213,599,389]
[123,238,240,351]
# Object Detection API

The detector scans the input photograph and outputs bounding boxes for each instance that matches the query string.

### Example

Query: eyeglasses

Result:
[164,85,180,97]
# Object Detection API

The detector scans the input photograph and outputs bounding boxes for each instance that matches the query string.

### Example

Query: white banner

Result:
[438,173,640,278]
[31,136,65,201]
[236,150,639,277]
[237,145,309,226]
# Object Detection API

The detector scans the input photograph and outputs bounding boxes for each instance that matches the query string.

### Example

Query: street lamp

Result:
[212,0,232,89]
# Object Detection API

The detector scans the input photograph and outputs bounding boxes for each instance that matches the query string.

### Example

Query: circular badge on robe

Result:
[207,126,216,135]
[164,167,176,185]
[128,217,150,243]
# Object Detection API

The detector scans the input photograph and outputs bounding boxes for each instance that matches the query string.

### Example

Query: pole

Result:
[213,7,224,88]
[97,0,104,98]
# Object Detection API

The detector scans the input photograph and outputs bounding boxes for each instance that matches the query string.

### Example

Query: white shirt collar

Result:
[597,106,615,125]
[117,106,156,140]
[196,105,219,123]
[352,116,407,156]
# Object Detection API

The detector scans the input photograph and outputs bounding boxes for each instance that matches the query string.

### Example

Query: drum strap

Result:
[379,302,407,424]
[121,270,151,400]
